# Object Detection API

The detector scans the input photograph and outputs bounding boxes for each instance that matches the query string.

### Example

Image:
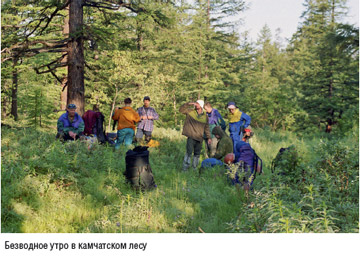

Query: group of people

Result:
[56,96,159,148]
[179,100,251,171]
[56,97,252,173]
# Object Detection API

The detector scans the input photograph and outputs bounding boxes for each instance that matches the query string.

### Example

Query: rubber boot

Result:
[145,135,151,144]
[192,155,200,169]
[182,154,191,171]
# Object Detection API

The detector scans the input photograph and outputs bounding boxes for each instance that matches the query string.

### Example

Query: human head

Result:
[212,126,224,139]
[143,96,150,107]
[227,101,236,114]
[195,100,204,112]
[204,102,212,113]
[124,98,132,106]
[93,104,100,112]
[67,104,77,117]
[224,153,235,165]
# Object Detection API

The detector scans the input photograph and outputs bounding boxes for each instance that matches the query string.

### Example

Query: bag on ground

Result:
[124,146,156,190]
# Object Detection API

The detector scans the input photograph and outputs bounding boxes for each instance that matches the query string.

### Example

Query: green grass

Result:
[1,124,359,233]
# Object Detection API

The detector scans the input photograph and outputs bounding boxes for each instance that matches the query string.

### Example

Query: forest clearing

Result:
[1,0,359,238]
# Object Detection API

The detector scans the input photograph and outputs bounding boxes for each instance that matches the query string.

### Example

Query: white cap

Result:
[196,100,204,109]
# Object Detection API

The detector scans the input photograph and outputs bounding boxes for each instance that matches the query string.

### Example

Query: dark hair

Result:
[93,104,100,112]
[124,98,132,104]
[204,102,212,108]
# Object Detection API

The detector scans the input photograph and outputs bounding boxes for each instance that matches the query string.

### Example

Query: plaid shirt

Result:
[136,106,159,132]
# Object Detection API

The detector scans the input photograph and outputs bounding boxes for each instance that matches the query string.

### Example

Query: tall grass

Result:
[1,124,358,233]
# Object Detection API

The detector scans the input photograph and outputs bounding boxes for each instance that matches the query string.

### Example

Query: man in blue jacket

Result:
[56,104,85,141]
[226,101,251,151]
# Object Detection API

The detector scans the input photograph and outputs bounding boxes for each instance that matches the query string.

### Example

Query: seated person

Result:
[56,104,85,141]
[201,126,233,168]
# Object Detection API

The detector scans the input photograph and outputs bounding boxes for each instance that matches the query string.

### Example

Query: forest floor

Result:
[1,122,359,233]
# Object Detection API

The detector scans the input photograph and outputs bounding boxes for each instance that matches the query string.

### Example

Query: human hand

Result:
[69,131,76,140]
[207,139,212,145]
[147,116,153,120]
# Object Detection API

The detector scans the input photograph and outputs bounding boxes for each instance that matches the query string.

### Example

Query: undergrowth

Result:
[1,124,358,233]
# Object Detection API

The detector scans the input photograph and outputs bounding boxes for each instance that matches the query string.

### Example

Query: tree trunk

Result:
[173,92,177,126]
[11,57,18,121]
[2,95,8,119]
[108,86,119,131]
[61,6,69,110]
[67,0,85,115]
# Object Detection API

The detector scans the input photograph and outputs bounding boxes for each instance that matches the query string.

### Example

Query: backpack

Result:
[124,146,156,190]
[232,142,263,187]
[271,146,297,175]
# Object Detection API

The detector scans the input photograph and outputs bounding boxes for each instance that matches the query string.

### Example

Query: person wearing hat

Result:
[56,104,85,141]
[135,96,159,144]
[179,99,211,171]
[112,98,140,150]
[226,101,251,150]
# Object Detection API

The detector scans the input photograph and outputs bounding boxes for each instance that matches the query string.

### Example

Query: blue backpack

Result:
[232,142,263,186]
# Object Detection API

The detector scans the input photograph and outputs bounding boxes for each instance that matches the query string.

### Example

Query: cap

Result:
[143,96,150,101]
[227,101,236,109]
[196,100,204,109]
[67,104,77,109]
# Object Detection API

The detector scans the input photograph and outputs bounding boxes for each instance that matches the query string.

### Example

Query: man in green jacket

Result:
[180,100,211,171]
[200,126,234,169]
[212,126,233,160]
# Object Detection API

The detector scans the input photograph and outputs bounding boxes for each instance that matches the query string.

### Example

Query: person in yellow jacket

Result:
[112,98,140,150]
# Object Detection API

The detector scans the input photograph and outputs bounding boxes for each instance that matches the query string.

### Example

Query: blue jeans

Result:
[115,128,134,149]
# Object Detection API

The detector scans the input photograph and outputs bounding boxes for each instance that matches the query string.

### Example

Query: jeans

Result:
[115,128,134,149]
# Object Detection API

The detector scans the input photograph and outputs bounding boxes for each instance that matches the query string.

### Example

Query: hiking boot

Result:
[145,136,151,144]
[182,154,191,171]
[192,155,200,169]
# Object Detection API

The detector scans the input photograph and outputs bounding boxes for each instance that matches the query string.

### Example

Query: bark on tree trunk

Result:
[173,92,177,126]
[67,0,85,115]
[108,86,119,131]
[11,57,18,121]
[61,6,69,110]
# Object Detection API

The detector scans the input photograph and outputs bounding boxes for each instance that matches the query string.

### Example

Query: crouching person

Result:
[180,100,211,171]
[56,104,85,141]
[200,126,233,169]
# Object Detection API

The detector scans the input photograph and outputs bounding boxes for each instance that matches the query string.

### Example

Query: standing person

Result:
[135,96,159,144]
[112,98,140,150]
[56,104,85,141]
[203,102,226,158]
[179,100,211,171]
[227,101,251,151]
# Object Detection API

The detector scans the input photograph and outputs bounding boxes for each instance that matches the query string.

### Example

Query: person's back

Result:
[212,126,233,161]
[113,106,140,130]
[112,98,140,149]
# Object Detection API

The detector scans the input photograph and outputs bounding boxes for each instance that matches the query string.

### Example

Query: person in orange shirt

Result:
[112,98,140,150]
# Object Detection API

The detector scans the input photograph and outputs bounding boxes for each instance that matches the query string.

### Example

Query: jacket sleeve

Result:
[112,109,120,121]
[179,102,194,114]
[204,117,211,140]
[216,110,226,131]
[57,119,65,133]
[241,112,251,128]
[133,110,141,123]
[213,144,224,160]
[152,108,159,120]
[74,120,85,135]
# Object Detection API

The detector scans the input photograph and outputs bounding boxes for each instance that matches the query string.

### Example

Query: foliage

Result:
[1,124,358,233]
